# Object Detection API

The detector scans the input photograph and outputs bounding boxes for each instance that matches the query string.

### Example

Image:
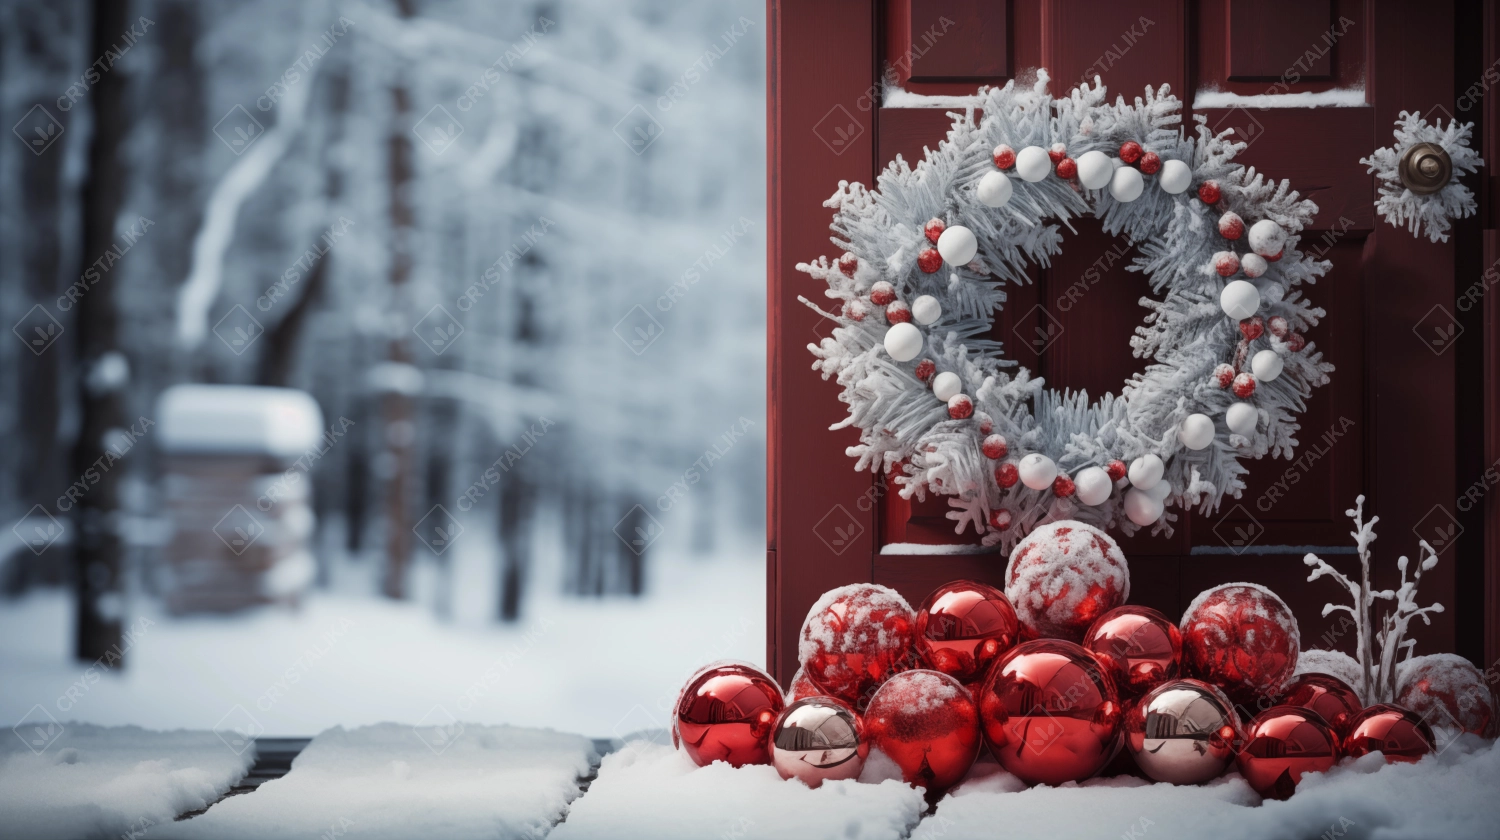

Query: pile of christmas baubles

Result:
[672,521,1496,798]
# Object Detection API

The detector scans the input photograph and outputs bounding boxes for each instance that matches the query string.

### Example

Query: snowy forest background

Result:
[0,0,766,736]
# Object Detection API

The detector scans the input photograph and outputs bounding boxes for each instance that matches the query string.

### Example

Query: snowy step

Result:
[173,737,310,820]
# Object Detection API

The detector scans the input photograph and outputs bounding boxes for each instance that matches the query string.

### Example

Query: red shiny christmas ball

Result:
[1232,373,1256,399]
[886,301,912,324]
[1342,703,1436,764]
[993,144,1016,170]
[918,247,943,273]
[1198,180,1222,204]
[869,281,896,306]
[924,218,946,244]
[1213,363,1236,388]
[1139,151,1161,174]
[1219,212,1245,240]
[995,462,1020,488]
[1281,673,1363,737]
[947,394,974,420]
[1267,315,1290,338]
[989,509,1013,531]
[866,670,981,792]
[982,434,1009,459]
[1214,251,1240,277]
[1285,332,1307,352]
[786,666,827,703]
[1239,315,1265,341]
[1056,158,1078,180]
[1048,142,1067,163]
[1236,706,1340,800]
[1395,653,1497,738]
[1052,474,1076,497]
[1118,140,1142,164]
[1105,460,1127,481]
[1083,605,1182,701]
[1005,521,1130,643]
[978,639,1123,786]
[838,253,859,276]
[798,584,916,709]
[1180,584,1300,708]
[915,580,1020,684]
[673,661,785,767]
[914,359,936,382]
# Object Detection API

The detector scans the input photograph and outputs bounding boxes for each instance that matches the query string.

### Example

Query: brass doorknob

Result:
[1398,142,1452,195]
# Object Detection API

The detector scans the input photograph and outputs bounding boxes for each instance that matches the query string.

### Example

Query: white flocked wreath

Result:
[799,71,1334,552]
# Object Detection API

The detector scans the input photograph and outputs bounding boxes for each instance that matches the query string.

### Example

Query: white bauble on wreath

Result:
[799,70,1334,550]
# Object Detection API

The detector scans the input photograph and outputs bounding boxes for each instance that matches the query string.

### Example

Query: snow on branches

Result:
[1360,111,1483,243]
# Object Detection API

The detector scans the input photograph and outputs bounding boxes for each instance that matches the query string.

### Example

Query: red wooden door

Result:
[769,0,1492,686]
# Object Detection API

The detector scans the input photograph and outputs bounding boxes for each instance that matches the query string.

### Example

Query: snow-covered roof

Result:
[156,385,323,457]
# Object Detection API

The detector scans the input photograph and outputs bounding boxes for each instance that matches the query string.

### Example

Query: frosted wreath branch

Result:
[1360,111,1483,244]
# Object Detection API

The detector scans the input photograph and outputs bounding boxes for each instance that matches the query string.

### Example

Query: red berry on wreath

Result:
[1265,249,1283,262]
[977,415,994,435]
[1119,141,1143,164]
[947,394,974,419]
[914,359,936,382]
[924,218,946,244]
[1218,212,1245,241]
[1198,180,1221,204]
[918,247,943,273]
[838,253,859,276]
[1056,157,1078,180]
[869,280,896,306]
[1232,372,1256,398]
[992,144,1016,170]
[982,434,1009,460]
[886,301,912,323]
[1286,332,1307,352]
[1267,315,1289,338]
[996,462,1019,488]
[1106,459,1127,481]
[1239,315,1264,341]
[1138,151,1161,174]
[989,509,1013,531]
[1214,251,1240,277]
[1213,363,1235,388]
[1053,474,1076,497]
[1049,142,1067,163]
[843,300,867,321]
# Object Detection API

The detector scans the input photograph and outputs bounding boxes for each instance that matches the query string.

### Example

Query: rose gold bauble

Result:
[915,580,1020,684]
[1235,706,1340,800]
[1342,704,1436,764]
[864,670,981,792]
[1083,605,1182,701]
[798,584,916,709]
[977,639,1123,786]
[1281,673,1363,737]
[770,696,868,787]
[673,662,784,767]
[1124,678,1240,784]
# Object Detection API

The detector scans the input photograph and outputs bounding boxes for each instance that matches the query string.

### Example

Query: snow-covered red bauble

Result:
[1180,583,1300,707]
[1232,372,1256,399]
[981,434,1008,459]
[1213,363,1236,388]
[1218,212,1245,240]
[1074,465,1112,506]
[1106,459,1127,482]
[995,462,1019,488]
[865,670,981,791]
[1138,151,1161,174]
[1017,453,1057,491]
[1251,349,1284,382]
[838,253,859,276]
[1198,180,1221,204]
[1053,474,1076,497]
[1128,453,1164,489]
[936,225,978,265]
[1220,279,1261,320]
[885,301,911,323]
[1213,251,1240,278]
[1110,166,1144,202]
[976,171,1014,207]
[914,359,936,382]
[1123,487,1163,526]
[1179,413,1215,450]
[989,508,1012,530]
[674,661,785,767]
[1004,522,1130,642]
[1055,157,1078,180]
[869,281,896,306]
[1248,219,1287,257]
[1118,140,1142,164]
[798,583,916,708]
[924,218,946,244]
[1048,143,1067,163]
[1395,653,1496,738]
[918,247,942,273]
[1241,252,1268,278]
[1159,159,1192,194]
[932,371,961,402]
[1293,648,1364,690]
[1076,150,1113,190]
[992,143,1016,169]
[884,322,924,362]
[786,666,824,702]
[1015,145,1051,182]
[1226,402,1257,436]
[947,394,973,419]
[911,295,941,325]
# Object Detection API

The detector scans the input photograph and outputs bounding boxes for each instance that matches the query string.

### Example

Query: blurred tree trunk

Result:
[497,470,534,621]
[71,0,131,663]
[381,0,417,599]
[425,398,455,618]
[151,0,203,390]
